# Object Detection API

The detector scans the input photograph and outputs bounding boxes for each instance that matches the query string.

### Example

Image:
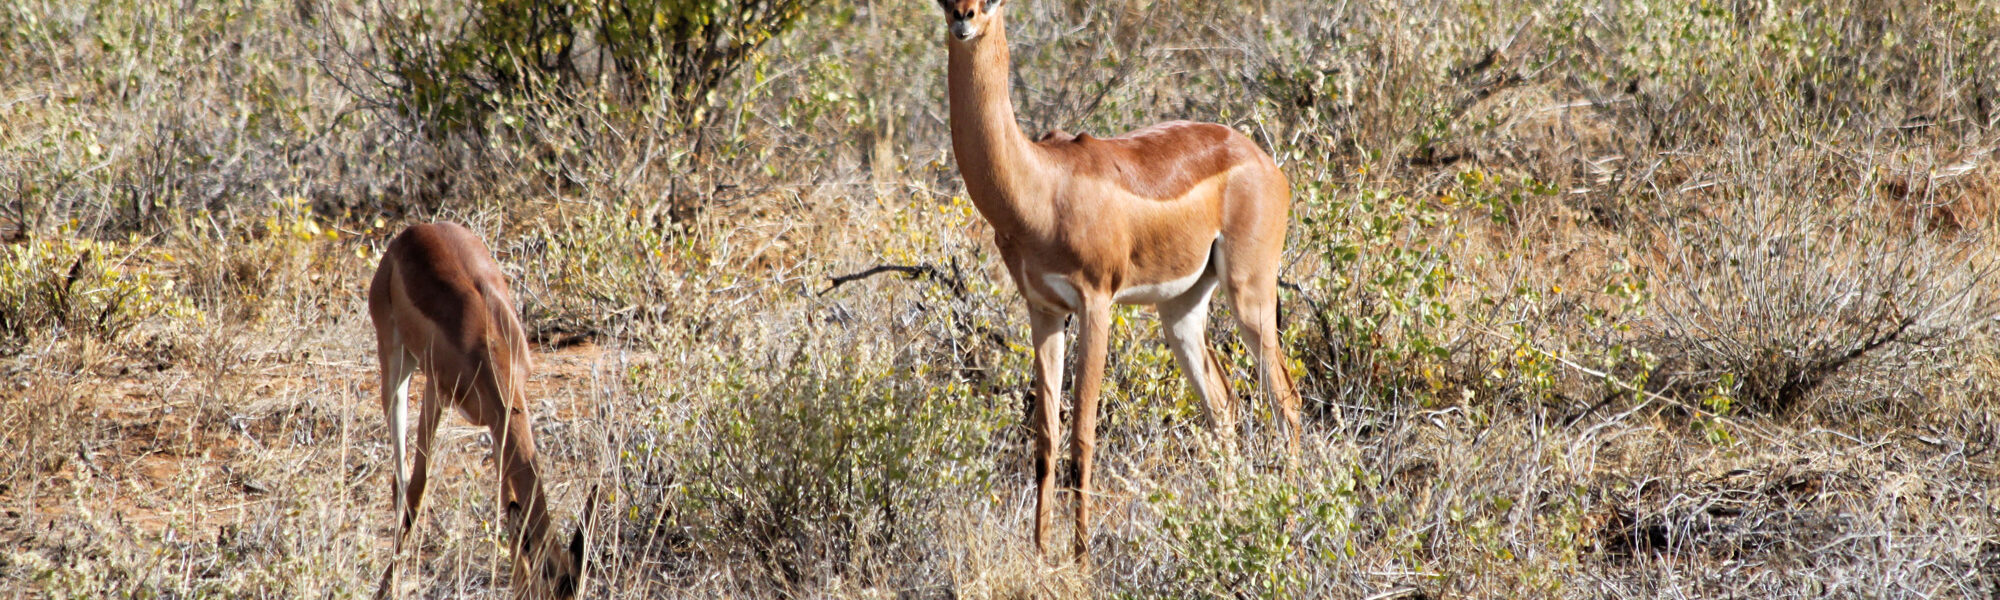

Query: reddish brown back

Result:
[1037,121,1254,200]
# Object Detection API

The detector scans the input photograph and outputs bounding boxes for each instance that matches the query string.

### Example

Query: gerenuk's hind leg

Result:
[1228,280,1301,457]
[374,335,417,599]
[1219,166,1303,458]
[1158,277,1237,448]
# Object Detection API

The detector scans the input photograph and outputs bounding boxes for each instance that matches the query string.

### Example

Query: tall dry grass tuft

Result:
[1637,149,1999,417]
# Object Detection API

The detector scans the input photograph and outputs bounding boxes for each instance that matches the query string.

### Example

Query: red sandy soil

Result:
[4,341,621,546]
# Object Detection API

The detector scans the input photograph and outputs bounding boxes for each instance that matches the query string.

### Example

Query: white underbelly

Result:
[1117,234,1221,305]
[1030,268,1206,309]
[1035,272,1083,310]
[1112,268,1206,304]
[1030,235,1222,309]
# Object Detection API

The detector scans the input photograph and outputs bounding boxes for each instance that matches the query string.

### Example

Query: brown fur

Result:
[936,0,1303,565]
[1038,123,1255,201]
[367,223,586,600]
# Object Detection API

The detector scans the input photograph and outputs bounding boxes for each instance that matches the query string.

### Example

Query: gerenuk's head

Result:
[935,0,1007,43]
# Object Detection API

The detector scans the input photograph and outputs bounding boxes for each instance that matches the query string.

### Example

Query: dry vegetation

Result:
[4,0,2000,597]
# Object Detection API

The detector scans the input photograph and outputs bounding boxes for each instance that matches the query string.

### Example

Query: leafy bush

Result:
[0,230,192,355]
[664,347,1003,587]
[358,0,821,138]
[1292,165,1559,407]
[1151,457,1358,599]
[597,0,819,123]
[161,197,358,326]
[510,199,695,338]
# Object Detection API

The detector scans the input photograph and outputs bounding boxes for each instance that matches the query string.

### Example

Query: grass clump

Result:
[1149,457,1360,599]
[1642,191,1998,416]
[0,231,191,356]
[354,0,822,139]
[634,342,1007,591]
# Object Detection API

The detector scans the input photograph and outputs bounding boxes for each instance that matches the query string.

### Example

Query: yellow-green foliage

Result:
[367,0,820,137]
[0,230,192,353]
[1150,457,1360,600]
[528,200,696,329]
[160,198,359,326]
[658,345,1009,584]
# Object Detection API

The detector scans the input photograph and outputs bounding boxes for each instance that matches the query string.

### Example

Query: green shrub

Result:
[597,0,818,124]
[515,200,695,337]
[361,0,820,138]
[1152,458,1359,599]
[664,347,1003,586]
[0,230,192,355]
[1293,166,1560,407]
[1293,178,1459,407]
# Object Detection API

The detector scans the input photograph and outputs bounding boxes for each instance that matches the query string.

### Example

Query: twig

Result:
[1473,326,1784,445]
[820,264,966,296]
[1276,279,1333,337]
[1278,278,1342,388]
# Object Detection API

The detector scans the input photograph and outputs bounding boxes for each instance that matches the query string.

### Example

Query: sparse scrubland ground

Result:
[4,0,2000,597]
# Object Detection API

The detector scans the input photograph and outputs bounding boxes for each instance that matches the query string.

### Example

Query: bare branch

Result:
[821,264,967,297]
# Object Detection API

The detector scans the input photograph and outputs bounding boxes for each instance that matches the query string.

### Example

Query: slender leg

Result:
[1228,282,1302,458]
[375,339,415,600]
[1027,308,1068,559]
[403,377,446,541]
[1159,282,1236,447]
[496,415,544,594]
[466,352,554,594]
[382,345,416,525]
[494,404,549,558]
[1219,165,1303,459]
[1070,297,1113,563]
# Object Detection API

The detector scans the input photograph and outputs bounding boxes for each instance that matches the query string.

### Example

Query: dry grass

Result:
[5,0,2000,598]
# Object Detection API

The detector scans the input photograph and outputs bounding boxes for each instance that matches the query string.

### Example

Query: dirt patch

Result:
[3,341,622,545]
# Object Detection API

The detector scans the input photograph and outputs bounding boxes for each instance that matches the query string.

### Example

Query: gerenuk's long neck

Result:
[946,13,1050,236]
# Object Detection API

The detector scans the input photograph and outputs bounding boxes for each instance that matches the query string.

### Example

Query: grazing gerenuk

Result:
[931,0,1304,564]
[367,223,588,599]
